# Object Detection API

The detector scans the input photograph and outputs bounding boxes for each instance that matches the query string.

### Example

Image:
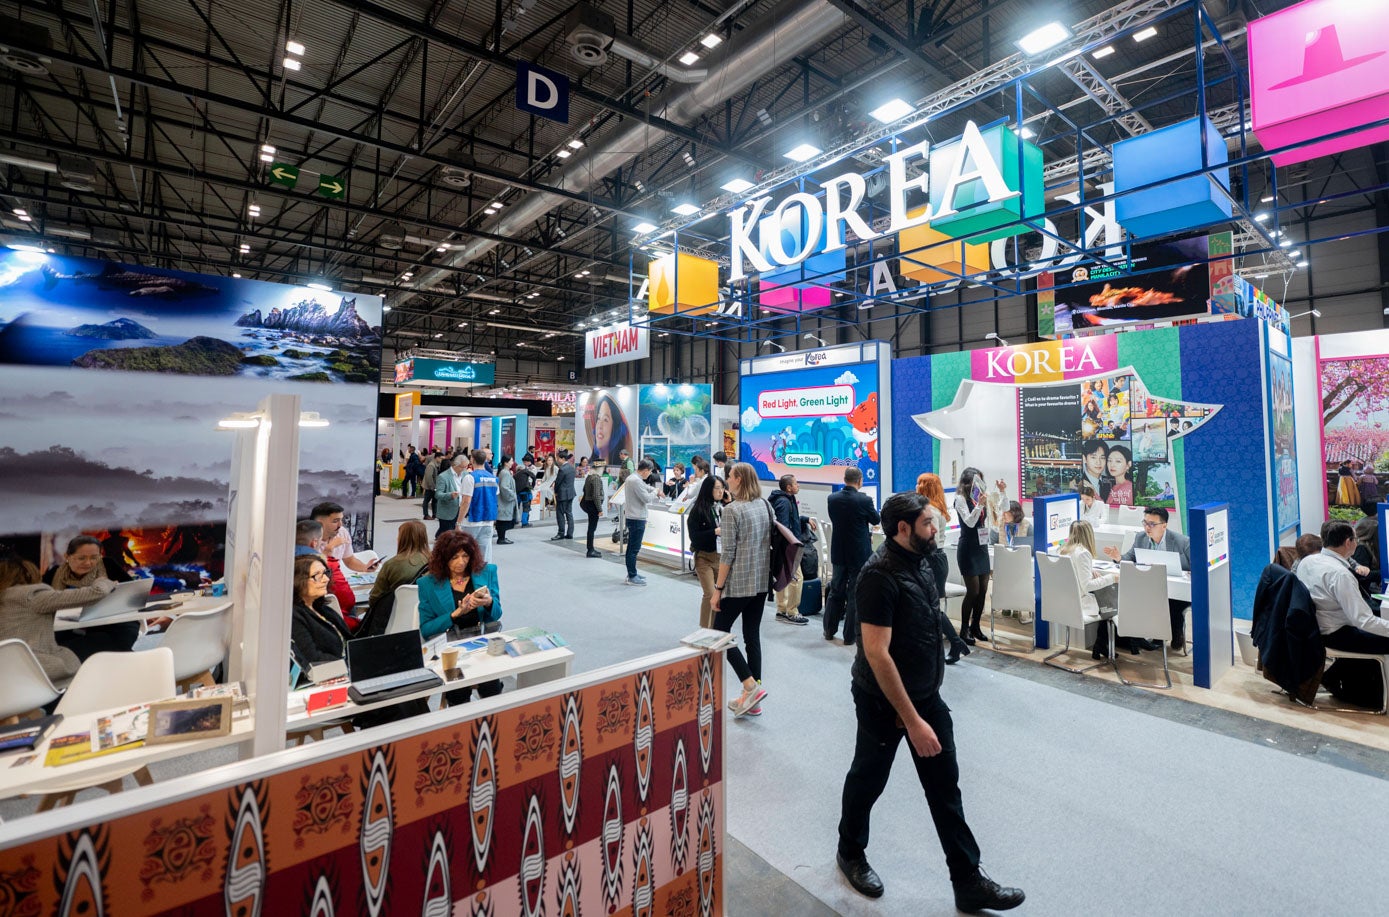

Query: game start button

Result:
[785,453,823,467]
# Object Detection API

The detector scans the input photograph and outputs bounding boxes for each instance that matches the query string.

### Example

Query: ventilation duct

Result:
[398,0,848,310]
[0,18,52,76]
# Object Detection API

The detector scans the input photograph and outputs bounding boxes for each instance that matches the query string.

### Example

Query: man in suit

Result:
[825,467,880,645]
[551,450,577,540]
[1103,505,1191,650]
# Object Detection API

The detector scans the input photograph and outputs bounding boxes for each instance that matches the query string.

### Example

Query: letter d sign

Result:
[516,61,570,124]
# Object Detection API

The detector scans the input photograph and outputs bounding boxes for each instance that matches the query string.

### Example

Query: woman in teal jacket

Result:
[417,529,503,704]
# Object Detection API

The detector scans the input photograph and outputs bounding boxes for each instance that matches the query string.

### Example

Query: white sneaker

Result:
[731,686,767,717]
[626,575,647,586]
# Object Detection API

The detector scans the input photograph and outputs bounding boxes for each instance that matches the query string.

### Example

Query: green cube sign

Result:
[928,123,1043,244]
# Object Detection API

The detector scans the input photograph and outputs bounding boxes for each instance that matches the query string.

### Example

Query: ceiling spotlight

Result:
[700,33,722,49]
[1254,212,1270,222]
[1297,259,1310,268]
[260,144,276,155]
[457,322,469,328]
[679,51,700,66]
[567,139,584,150]
[870,98,915,123]
[682,151,696,167]
[489,309,500,315]
[634,221,657,233]
[633,179,645,192]
[239,244,251,252]
[756,108,772,126]
[282,57,302,71]
[1020,126,1036,139]
[671,202,700,216]
[307,281,332,292]
[247,204,261,216]
[1133,25,1158,42]
[436,244,449,252]
[784,143,821,162]
[285,40,305,56]
[1017,22,1070,55]
[259,153,274,163]
[232,272,242,278]
[985,331,1010,347]
[557,149,572,159]
[1279,239,1293,247]
[802,333,826,345]
[1260,194,1274,203]
[383,305,392,312]
[721,178,755,194]
[1093,45,1115,59]
[12,208,27,216]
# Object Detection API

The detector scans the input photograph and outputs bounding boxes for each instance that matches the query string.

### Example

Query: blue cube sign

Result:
[516,61,569,124]
[1113,115,1232,239]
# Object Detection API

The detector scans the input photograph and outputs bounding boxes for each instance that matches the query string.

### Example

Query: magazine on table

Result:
[0,715,63,755]
[681,628,738,652]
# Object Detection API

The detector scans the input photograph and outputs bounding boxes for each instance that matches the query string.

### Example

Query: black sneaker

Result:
[776,612,810,626]
[953,870,1024,913]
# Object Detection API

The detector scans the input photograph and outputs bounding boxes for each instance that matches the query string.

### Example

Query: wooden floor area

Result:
[974,611,1389,753]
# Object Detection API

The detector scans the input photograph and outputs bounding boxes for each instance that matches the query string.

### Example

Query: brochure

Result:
[0,714,63,754]
[681,628,737,651]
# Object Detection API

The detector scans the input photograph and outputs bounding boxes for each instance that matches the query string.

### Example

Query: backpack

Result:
[763,499,803,593]
[354,563,428,638]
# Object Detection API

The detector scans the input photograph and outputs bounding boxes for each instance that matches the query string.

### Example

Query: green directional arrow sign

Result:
[317,174,345,199]
[268,163,299,188]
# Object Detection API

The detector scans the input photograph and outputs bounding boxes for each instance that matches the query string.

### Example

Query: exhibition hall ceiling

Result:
[0,0,1365,366]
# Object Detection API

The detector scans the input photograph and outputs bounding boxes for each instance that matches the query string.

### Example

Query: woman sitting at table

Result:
[1,551,115,683]
[367,520,430,608]
[990,501,1032,547]
[1078,483,1109,526]
[1059,521,1122,659]
[417,530,503,704]
[291,554,351,665]
[43,534,140,660]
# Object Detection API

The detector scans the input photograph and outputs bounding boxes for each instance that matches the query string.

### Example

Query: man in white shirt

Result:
[310,501,376,572]
[712,451,729,479]
[1296,521,1389,654]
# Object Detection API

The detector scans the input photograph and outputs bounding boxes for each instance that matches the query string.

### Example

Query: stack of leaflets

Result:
[503,632,568,657]
[190,682,252,719]
[681,628,738,651]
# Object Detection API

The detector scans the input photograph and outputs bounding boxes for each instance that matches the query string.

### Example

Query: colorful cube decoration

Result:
[756,203,845,313]
[1113,115,1231,239]
[897,206,990,283]
[928,123,1043,243]
[648,252,720,315]
[1248,0,1389,166]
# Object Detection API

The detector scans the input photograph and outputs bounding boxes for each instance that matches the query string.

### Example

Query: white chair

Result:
[387,584,420,634]
[1037,553,1116,674]
[1321,648,1389,715]
[989,547,1036,650]
[0,639,64,723]
[1114,505,1146,527]
[39,648,177,810]
[1115,562,1175,689]
[150,608,231,692]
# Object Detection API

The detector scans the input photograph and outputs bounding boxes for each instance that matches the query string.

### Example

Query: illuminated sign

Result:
[394,357,495,387]
[970,337,1119,386]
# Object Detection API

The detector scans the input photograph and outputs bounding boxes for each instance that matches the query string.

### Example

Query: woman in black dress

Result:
[953,467,992,644]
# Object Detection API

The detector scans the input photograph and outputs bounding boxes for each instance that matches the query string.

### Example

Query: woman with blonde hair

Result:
[710,462,773,717]
[916,473,971,665]
[1060,520,1120,659]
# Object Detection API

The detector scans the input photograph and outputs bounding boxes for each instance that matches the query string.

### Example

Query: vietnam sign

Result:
[585,321,650,369]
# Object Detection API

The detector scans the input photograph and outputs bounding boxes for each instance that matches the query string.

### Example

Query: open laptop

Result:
[347,629,442,704]
[1134,547,1180,573]
[72,578,154,622]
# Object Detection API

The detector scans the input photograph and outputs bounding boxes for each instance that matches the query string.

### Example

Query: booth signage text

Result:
[757,384,855,418]
[970,337,1118,385]
[394,357,496,387]
[1206,509,1230,569]
[585,321,650,368]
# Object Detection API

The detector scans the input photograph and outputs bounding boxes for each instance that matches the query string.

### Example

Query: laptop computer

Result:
[73,578,154,622]
[1134,547,1180,572]
[347,629,442,704]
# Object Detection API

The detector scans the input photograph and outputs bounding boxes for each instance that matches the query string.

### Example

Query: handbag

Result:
[763,499,804,593]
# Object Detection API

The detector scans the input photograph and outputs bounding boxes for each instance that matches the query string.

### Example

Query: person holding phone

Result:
[953,468,1004,644]
[416,530,504,704]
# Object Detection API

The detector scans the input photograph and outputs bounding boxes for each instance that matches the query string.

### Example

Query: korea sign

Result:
[585,321,650,369]
[516,61,569,124]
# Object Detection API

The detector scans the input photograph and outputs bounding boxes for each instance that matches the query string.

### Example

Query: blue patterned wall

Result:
[1178,319,1271,618]
[890,354,934,490]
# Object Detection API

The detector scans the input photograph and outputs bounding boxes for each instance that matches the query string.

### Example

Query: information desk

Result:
[640,502,692,571]
[52,595,233,632]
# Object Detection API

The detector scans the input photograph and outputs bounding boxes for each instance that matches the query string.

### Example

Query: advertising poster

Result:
[1019,371,1218,506]
[1046,234,1220,334]
[637,384,713,470]
[0,251,382,546]
[575,387,637,464]
[534,428,556,455]
[1319,354,1389,514]
[739,361,879,486]
[499,416,516,458]
[1267,351,1299,531]
[721,424,739,459]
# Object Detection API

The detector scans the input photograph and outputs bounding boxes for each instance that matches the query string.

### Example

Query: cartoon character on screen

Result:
[847,393,879,463]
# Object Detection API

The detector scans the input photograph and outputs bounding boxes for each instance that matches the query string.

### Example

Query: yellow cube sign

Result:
[897,207,990,283]
[648,252,720,315]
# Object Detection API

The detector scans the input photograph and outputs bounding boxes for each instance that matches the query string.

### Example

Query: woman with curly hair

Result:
[417,529,504,704]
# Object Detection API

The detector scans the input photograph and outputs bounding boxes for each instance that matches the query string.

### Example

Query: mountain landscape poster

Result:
[0,250,382,554]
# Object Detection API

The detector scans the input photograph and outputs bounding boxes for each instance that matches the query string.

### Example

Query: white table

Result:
[286,639,574,731]
[53,595,233,632]
[0,707,253,801]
